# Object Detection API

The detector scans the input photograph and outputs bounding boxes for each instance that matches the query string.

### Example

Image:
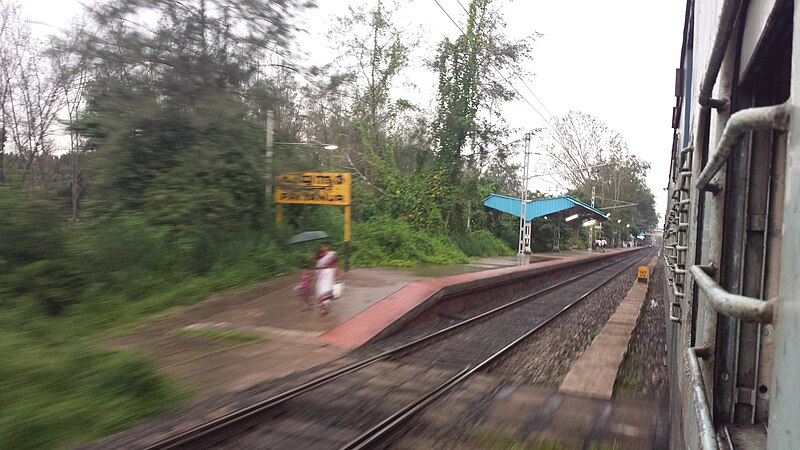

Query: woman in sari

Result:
[315,243,339,315]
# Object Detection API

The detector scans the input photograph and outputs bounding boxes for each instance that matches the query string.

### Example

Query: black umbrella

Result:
[287,231,329,245]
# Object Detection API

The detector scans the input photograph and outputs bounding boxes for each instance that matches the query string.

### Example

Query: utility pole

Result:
[265,110,274,198]
[0,127,5,184]
[518,132,532,265]
[590,183,597,250]
[265,111,282,226]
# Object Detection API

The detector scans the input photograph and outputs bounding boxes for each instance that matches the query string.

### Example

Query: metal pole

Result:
[590,184,596,250]
[344,204,351,272]
[265,110,274,198]
[518,133,531,265]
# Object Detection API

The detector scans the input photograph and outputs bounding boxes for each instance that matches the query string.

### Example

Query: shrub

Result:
[0,327,187,450]
[0,187,82,315]
[350,217,468,267]
[452,230,514,257]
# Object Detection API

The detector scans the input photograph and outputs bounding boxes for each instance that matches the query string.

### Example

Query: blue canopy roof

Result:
[483,194,609,222]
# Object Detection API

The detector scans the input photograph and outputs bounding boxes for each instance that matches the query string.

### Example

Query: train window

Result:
[739,0,794,91]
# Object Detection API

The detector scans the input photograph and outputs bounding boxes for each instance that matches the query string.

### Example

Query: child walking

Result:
[294,268,314,311]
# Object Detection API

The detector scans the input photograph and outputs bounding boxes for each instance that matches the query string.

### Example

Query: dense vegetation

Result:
[0,0,656,448]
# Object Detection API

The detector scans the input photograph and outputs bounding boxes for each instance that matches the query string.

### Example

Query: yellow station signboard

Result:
[274,172,351,206]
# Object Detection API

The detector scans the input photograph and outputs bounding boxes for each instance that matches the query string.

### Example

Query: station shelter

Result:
[483,194,609,252]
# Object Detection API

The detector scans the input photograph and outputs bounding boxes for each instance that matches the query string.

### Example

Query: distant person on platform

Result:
[315,243,340,315]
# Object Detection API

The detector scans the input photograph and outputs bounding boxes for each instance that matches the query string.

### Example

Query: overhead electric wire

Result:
[436,0,575,156]
[435,0,605,199]
[452,0,557,121]
[431,0,551,128]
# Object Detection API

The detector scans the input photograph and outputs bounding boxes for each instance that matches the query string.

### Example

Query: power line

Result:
[433,0,552,128]
[433,0,466,34]
[527,162,614,179]
[432,0,567,162]
[437,0,574,155]
[452,0,559,125]
[435,0,601,198]
[516,76,557,120]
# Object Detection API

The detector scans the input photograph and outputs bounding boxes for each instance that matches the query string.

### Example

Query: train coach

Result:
[664,0,799,448]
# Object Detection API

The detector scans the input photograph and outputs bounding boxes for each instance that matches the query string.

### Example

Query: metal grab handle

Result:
[690,265,775,323]
[697,0,742,111]
[686,347,718,450]
[696,104,790,191]
[664,253,682,322]
[670,302,682,323]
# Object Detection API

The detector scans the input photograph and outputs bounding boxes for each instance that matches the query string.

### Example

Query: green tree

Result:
[72,0,313,233]
[324,1,414,192]
[542,111,658,232]
[431,0,534,230]
[0,0,65,189]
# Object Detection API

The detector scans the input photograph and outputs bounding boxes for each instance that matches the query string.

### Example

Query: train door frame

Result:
[713,0,792,431]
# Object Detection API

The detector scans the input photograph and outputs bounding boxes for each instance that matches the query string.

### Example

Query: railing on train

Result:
[697,0,742,111]
[690,266,775,323]
[685,346,718,450]
[695,104,791,191]
[682,102,789,450]
[670,0,789,446]
[664,145,692,323]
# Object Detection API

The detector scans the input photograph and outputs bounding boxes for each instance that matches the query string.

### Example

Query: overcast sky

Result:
[25,0,685,220]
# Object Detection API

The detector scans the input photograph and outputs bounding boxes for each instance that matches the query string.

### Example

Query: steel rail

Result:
[144,250,646,450]
[340,251,651,450]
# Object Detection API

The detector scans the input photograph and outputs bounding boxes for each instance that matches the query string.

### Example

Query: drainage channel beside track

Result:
[113,250,649,450]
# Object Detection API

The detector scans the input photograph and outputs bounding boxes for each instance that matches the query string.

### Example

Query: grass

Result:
[0,259,278,450]
[473,432,619,450]
[587,441,620,450]
[473,432,571,449]
[106,306,189,338]
[174,327,263,344]
[614,373,642,397]
[0,326,190,450]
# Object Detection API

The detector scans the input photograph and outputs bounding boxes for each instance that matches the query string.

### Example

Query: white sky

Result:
[25,0,685,219]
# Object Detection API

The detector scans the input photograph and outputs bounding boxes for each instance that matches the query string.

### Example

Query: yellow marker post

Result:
[637,266,649,283]
[344,205,351,271]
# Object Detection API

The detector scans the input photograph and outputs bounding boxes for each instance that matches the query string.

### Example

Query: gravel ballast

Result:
[487,260,643,386]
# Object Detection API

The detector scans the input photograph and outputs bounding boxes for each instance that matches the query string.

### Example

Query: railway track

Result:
[143,249,649,449]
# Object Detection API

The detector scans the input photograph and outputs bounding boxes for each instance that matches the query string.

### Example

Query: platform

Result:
[95,248,659,450]
[111,249,617,399]
[319,248,636,348]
